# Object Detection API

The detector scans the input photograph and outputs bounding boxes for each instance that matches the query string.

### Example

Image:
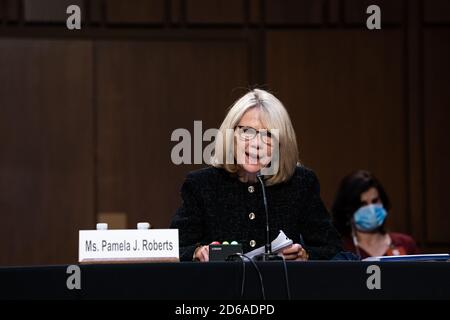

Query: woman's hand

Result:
[281,243,309,261]
[194,245,209,262]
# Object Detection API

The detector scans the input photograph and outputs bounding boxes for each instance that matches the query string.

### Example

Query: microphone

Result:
[255,172,281,261]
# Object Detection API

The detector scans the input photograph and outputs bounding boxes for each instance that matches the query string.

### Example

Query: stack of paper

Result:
[245,230,293,259]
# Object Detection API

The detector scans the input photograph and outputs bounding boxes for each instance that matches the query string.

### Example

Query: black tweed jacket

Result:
[170,166,342,261]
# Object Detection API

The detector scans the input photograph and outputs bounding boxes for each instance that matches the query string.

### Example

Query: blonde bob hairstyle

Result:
[211,89,299,186]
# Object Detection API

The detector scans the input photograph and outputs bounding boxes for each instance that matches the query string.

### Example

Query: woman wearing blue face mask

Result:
[331,170,418,259]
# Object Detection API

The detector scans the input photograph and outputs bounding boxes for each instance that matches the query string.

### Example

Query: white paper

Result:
[362,254,450,262]
[245,230,293,259]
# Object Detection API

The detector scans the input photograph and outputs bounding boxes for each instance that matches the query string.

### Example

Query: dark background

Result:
[0,0,449,266]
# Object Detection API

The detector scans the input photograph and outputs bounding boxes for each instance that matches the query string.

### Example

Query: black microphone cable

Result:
[241,254,266,300]
[227,253,246,299]
[228,253,266,300]
[279,255,291,300]
[228,253,293,299]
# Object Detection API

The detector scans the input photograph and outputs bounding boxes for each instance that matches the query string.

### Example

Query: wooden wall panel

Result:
[249,0,261,24]
[171,0,182,25]
[187,0,244,24]
[96,40,249,229]
[0,39,94,266]
[267,30,407,232]
[424,29,450,244]
[23,0,84,22]
[328,0,340,25]
[3,0,18,22]
[344,0,403,25]
[265,0,325,25]
[424,0,450,24]
[406,0,424,245]
[88,0,103,24]
[106,0,165,24]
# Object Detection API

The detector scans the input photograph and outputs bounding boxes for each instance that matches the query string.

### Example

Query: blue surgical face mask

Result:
[353,204,387,232]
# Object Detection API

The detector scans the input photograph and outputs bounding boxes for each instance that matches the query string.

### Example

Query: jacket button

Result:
[248,186,255,193]
[249,240,256,247]
[249,212,255,220]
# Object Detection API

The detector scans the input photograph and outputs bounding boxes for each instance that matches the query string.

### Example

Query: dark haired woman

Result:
[332,170,418,259]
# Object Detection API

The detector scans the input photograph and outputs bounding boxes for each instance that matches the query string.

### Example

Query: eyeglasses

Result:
[236,126,272,143]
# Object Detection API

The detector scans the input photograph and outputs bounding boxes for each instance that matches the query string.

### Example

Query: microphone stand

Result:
[254,173,282,261]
